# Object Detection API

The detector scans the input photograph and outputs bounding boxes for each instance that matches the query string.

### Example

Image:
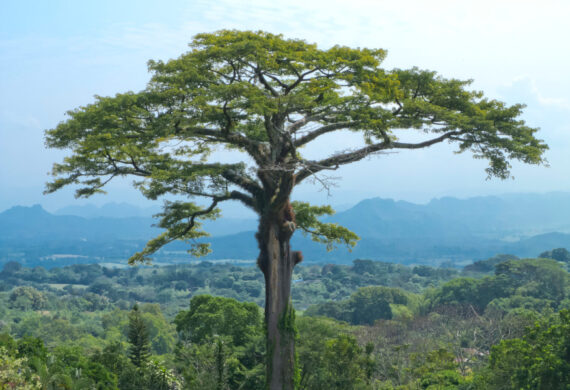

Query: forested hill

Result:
[2,193,570,268]
[0,255,568,388]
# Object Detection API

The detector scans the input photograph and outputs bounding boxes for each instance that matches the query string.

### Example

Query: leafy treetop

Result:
[45,30,547,262]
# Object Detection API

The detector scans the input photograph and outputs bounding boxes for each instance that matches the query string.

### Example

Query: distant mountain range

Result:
[54,202,162,219]
[53,202,259,237]
[2,193,570,268]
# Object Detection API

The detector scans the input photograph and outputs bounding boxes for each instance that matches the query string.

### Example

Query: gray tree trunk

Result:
[257,213,298,389]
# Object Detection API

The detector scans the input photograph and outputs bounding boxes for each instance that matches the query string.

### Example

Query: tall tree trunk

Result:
[257,212,298,390]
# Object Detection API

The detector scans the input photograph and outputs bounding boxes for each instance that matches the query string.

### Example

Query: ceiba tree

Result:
[45,30,547,389]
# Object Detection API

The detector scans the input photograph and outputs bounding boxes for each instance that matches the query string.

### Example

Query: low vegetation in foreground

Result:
[0,249,569,389]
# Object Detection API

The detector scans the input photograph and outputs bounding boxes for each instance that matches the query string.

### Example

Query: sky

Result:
[2,0,570,216]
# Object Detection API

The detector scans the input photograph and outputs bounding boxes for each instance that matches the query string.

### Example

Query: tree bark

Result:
[257,210,299,389]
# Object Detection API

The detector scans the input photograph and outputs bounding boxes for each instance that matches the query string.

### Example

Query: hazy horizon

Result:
[4,190,570,219]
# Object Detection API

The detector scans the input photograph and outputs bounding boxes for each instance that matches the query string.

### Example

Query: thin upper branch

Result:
[284,68,318,94]
[295,130,464,184]
[183,127,256,148]
[172,190,255,238]
[182,196,227,236]
[100,150,151,177]
[260,71,290,91]
[287,114,325,133]
[255,69,280,97]
[294,121,360,147]
[181,126,267,164]
[391,130,463,149]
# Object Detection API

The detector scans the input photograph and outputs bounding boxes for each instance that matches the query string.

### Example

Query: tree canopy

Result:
[45,30,547,263]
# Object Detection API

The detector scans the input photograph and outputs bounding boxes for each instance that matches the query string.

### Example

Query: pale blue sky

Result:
[2,0,570,215]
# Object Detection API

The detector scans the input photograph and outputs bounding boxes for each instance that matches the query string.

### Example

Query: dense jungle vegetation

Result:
[1,249,569,389]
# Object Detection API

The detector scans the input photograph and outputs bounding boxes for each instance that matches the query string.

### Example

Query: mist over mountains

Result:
[2,193,570,269]
[54,202,162,219]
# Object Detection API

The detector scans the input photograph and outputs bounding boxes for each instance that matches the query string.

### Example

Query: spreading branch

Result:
[181,126,266,163]
[128,191,247,264]
[296,130,464,183]
[294,121,360,147]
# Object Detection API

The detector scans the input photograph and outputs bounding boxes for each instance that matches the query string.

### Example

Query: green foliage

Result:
[175,336,260,390]
[323,334,367,389]
[463,254,519,274]
[172,295,265,388]
[9,286,47,311]
[296,317,372,389]
[350,286,408,325]
[0,347,41,389]
[174,295,261,347]
[0,334,17,355]
[495,258,567,304]
[293,201,359,251]
[0,259,460,315]
[305,286,413,325]
[476,310,570,389]
[143,359,180,390]
[539,247,570,263]
[430,277,489,310]
[411,348,466,389]
[430,258,569,313]
[91,342,130,378]
[0,256,567,389]
[173,296,265,386]
[127,304,151,368]
[129,202,219,264]
[16,336,48,363]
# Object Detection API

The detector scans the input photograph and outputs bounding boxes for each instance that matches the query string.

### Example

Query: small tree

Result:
[174,295,261,347]
[46,30,547,389]
[127,304,151,368]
